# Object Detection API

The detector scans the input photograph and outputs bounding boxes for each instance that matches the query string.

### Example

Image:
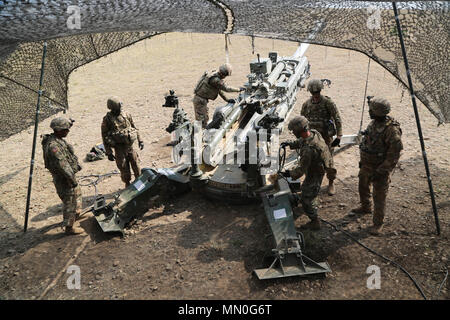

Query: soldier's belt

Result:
[195,94,209,101]
[360,149,385,158]
[309,121,324,127]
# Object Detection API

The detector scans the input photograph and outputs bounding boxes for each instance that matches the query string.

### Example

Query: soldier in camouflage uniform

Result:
[42,117,83,235]
[193,63,244,128]
[277,116,334,230]
[349,97,403,235]
[101,97,144,187]
[301,79,342,196]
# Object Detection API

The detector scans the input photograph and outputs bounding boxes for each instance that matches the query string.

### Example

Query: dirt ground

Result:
[0,33,449,300]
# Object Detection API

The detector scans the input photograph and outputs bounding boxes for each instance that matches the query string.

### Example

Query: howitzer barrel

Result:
[293,43,310,59]
[204,104,244,163]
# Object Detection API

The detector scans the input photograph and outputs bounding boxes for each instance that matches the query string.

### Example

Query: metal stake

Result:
[24,42,47,232]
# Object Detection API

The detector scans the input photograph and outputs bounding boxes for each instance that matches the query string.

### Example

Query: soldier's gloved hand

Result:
[331,138,341,147]
[139,141,144,150]
[107,153,116,161]
[281,170,291,178]
[227,99,235,104]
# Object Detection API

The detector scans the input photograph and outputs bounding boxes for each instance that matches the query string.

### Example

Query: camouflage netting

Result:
[0,1,448,140]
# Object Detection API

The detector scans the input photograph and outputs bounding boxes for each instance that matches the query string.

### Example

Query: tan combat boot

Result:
[327,180,335,196]
[368,224,383,236]
[65,225,84,235]
[300,217,321,231]
[348,206,372,217]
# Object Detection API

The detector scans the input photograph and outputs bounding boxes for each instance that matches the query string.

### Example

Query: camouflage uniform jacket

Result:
[301,95,343,137]
[359,116,403,173]
[289,129,334,180]
[101,110,142,155]
[194,71,240,101]
[42,134,80,186]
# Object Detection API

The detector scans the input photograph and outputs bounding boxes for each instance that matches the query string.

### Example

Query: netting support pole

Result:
[24,42,47,233]
[392,2,440,235]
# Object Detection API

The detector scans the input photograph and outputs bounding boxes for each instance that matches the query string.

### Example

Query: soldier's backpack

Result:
[105,112,138,145]
[194,71,208,95]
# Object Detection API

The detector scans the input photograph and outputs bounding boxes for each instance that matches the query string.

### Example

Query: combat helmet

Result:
[50,117,73,131]
[307,79,324,93]
[288,116,310,132]
[219,63,232,77]
[107,97,122,110]
[369,97,391,116]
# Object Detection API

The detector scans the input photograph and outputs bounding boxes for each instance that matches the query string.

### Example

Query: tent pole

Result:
[392,2,440,235]
[24,41,47,233]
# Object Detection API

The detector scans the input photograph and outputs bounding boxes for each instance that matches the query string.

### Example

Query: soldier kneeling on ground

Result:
[349,97,403,236]
[273,116,336,231]
[42,117,84,235]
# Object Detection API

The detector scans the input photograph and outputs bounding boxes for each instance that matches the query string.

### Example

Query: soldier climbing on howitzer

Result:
[101,97,144,188]
[270,116,336,231]
[301,79,343,196]
[349,97,403,236]
[193,63,245,128]
[42,117,84,235]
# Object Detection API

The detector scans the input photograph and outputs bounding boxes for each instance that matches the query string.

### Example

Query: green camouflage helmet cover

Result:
[219,63,232,77]
[307,79,324,93]
[50,117,72,131]
[288,116,309,131]
[369,97,391,116]
[107,97,122,110]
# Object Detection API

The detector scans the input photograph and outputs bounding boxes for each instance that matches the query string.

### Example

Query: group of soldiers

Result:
[42,63,402,237]
[193,64,403,236]
[42,98,144,235]
[280,80,403,235]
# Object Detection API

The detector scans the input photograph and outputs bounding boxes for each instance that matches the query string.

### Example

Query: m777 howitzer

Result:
[188,46,312,199]
[90,45,331,280]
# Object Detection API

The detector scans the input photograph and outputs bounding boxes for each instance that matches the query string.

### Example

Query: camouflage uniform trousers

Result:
[114,144,141,184]
[52,174,82,227]
[193,95,209,128]
[299,171,325,220]
[313,128,337,181]
[358,162,391,226]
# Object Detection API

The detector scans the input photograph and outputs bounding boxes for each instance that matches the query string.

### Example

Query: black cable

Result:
[79,170,120,202]
[319,218,428,300]
[79,170,119,186]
